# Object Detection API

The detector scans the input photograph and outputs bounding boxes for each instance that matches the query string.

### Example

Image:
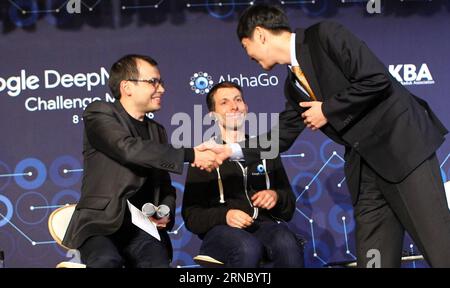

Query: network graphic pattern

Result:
[2,141,446,267]
[5,0,434,20]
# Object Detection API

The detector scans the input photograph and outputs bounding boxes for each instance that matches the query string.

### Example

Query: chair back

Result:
[48,204,76,250]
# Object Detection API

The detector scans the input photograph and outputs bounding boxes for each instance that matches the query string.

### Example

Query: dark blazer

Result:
[62,100,184,249]
[243,21,447,203]
[182,152,295,239]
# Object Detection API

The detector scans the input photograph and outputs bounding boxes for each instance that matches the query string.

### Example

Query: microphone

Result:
[156,204,170,218]
[141,203,170,219]
[142,203,157,217]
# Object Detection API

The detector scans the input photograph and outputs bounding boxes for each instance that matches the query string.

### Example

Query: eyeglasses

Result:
[127,78,165,88]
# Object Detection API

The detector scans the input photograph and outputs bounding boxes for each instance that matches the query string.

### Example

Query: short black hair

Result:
[108,54,158,99]
[206,81,244,112]
[237,4,291,41]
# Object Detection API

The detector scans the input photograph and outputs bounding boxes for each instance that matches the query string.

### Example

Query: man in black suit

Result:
[216,4,450,267]
[62,55,222,267]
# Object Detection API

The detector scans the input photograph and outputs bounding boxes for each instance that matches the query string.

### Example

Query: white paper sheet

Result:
[126,200,160,241]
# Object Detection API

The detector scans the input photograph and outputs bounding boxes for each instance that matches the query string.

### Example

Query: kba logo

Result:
[389,63,435,86]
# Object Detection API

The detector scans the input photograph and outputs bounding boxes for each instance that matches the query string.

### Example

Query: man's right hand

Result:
[149,216,170,229]
[226,209,254,229]
[192,141,232,172]
[192,148,222,172]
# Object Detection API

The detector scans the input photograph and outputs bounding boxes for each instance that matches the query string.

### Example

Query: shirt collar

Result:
[290,33,299,67]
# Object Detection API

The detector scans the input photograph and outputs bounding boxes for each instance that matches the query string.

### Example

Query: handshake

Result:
[192,141,233,172]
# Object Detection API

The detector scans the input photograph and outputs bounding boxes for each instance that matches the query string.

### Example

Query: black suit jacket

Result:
[62,101,184,249]
[243,21,447,203]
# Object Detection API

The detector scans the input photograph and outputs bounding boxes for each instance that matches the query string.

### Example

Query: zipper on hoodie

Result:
[234,160,258,219]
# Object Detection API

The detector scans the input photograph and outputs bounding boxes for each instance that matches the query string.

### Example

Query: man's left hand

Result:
[299,101,328,131]
[251,190,278,210]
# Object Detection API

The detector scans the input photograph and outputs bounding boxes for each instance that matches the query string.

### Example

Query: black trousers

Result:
[354,153,450,268]
[79,217,172,268]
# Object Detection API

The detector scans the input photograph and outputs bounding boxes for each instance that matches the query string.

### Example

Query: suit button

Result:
[353,142,359,148]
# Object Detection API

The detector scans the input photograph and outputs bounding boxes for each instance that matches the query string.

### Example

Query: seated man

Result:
[182,81,304,268]
[62,54,220,268]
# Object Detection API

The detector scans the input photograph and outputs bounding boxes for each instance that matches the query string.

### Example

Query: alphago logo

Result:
[190,72,214,95]
[189,71,279,95]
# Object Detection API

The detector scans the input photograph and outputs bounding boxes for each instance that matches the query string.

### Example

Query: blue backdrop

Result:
[0,0,449,268]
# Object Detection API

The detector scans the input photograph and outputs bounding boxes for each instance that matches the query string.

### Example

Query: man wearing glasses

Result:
[62,54,221,267]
